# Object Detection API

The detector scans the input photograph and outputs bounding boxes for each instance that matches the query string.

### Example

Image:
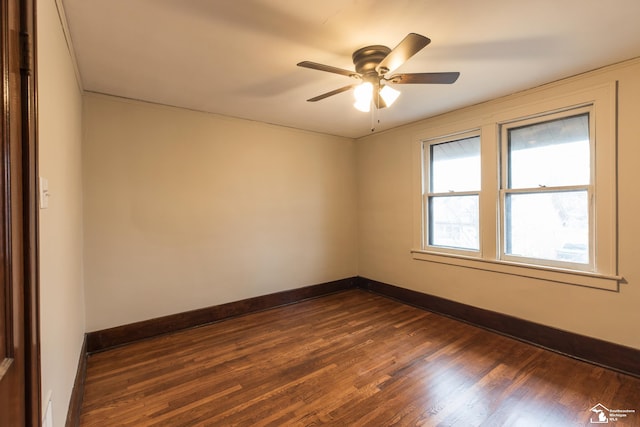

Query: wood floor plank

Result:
[79,290,640,426]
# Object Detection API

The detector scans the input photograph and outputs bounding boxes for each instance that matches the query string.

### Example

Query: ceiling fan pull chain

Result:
[371,92,378,132]
[371,102,375,132]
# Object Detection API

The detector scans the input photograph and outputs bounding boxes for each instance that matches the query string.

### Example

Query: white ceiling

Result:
[61,0,640,139]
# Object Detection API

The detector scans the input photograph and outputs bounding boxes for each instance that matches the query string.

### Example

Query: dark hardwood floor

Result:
[79,290,640,426]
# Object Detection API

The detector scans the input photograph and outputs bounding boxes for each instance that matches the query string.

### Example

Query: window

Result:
[413,82,618,290]
[501,110,592,270]
[425,133,480,254]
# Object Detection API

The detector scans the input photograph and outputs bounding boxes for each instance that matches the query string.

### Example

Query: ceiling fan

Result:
[297,33,459,112]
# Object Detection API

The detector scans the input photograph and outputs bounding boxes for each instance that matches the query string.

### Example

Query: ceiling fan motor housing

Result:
[352,45,391,75]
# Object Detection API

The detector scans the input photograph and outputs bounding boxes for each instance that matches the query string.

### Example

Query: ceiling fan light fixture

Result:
[354,99,371,112]
[353,82,373,112]
[379,84,400,107]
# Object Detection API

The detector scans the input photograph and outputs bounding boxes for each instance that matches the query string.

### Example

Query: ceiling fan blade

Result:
[306,84,357,102]
[387,72,460,84]
[376,33,431,74]
[297,61,360,78]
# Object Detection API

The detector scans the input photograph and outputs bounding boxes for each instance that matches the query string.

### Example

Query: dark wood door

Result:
[0,0,39,425]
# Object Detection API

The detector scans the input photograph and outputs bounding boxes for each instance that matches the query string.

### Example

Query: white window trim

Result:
[410,250,621,290]
[412,82,619,291]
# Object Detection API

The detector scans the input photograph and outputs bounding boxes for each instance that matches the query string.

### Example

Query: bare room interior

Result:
[7,0,640,425]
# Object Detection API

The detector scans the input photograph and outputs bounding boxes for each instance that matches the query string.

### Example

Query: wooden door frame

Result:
[1,0,40,424]
[21,0,41,423]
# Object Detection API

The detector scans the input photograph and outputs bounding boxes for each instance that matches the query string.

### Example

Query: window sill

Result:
[410,250,622,291]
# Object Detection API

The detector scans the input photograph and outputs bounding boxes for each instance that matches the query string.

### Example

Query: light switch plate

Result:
[39,176,49,209]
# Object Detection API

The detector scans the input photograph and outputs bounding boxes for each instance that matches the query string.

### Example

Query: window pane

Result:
[505,191,589,264]
[508,114,590,189]
[429,195,479,250]
[431,136,480,192]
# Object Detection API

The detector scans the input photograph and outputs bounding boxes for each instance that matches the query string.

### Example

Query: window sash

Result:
[506,113,591,189]
[499,186,594,271]
[427,193,480,252]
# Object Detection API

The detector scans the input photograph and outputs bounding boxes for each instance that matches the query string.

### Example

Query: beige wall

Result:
[356,58,640,350]
[37,0,86,425]
[82,94,358,331]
